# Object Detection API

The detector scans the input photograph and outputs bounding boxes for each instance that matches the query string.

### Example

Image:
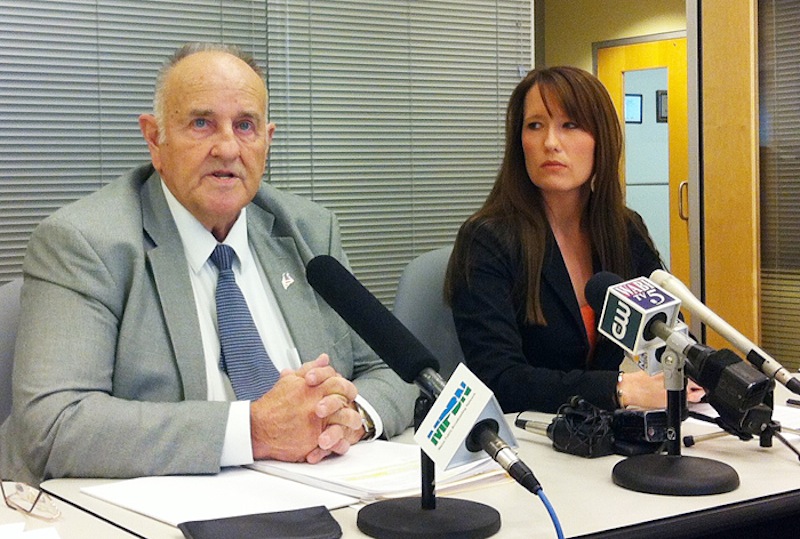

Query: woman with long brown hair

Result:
[445,66,702,413]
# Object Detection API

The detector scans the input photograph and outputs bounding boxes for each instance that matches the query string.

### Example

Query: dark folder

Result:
[178,505,342,539]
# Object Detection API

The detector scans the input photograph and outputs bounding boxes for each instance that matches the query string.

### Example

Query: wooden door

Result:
[597,38,689,286]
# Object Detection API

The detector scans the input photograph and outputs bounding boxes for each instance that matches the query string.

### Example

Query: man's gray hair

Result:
[152,42,267,135]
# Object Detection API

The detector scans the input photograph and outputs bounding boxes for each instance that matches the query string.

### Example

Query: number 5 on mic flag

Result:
[414,364,517,470]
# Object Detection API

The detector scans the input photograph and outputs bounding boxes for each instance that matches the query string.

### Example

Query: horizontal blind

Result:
[0,0,267,283]
[267,0,530,304]
[0,1,530,307]
[759,0,800,369]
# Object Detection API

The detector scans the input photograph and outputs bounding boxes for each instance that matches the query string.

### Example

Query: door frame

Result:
[592,31,687,75]
[593,32,692,290]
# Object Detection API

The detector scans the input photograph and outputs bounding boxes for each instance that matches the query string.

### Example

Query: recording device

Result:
[536,396,614,458]
[586,272,773,436]
[305,254,541,494]
[515,397,666,458]
[612,408,667,444]
[650,269,800,396]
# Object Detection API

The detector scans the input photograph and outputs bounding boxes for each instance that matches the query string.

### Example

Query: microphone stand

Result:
[684,395,800,462]
[357,394,501,539]
[611,344,740,495]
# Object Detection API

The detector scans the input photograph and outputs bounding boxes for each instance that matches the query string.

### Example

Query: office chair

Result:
[393,246,464,381]
[0,278,22,423]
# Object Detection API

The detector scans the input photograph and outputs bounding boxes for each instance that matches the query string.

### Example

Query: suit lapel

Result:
[541,235,588,345]
[247,202,329,365]
[140,174,208,400]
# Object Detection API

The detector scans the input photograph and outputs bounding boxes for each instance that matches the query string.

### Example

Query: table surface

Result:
[1,481,137,537]
[42,401,800,539]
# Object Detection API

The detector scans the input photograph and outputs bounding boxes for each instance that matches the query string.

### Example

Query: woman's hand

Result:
[617,370,706,409]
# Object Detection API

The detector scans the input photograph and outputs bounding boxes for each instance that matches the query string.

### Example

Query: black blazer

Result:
[450,216,663,413]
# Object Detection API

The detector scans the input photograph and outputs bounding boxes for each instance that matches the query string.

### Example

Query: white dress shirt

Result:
[161,182,381,466]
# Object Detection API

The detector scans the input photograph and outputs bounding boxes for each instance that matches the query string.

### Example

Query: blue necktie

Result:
[210,244,280,401]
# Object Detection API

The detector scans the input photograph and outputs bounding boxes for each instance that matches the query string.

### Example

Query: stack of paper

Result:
[248,439,508,501]
[771,404,800,441]
[81,468,357,527]
[80,441,508,526]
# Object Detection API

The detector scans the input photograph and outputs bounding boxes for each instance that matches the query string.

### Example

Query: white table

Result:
[41,405,800,539]
[1,481,137,538]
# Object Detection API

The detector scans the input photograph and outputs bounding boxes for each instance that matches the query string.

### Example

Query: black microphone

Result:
[306,254,541,493]
[585,271,624,321]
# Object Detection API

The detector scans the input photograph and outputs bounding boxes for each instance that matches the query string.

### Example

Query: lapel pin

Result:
[281,272,295,290]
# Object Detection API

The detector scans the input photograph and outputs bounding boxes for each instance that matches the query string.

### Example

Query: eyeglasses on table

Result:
[1,480,61,521]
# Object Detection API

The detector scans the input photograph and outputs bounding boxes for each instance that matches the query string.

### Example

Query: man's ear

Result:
[138,114,162,169]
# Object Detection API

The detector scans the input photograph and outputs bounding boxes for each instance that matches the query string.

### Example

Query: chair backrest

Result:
[393,246,464,380]
[0,278,22,423]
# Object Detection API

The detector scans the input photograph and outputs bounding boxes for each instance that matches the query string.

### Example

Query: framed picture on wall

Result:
[656,90,668,123]
[624,94,642,124]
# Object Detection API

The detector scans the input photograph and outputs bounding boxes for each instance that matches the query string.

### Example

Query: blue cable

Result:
[537,489,565,539]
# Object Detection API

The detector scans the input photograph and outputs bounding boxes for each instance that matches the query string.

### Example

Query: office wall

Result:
[542,0,686,71]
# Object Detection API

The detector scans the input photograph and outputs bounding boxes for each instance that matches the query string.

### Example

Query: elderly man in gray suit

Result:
[0,42,417,486]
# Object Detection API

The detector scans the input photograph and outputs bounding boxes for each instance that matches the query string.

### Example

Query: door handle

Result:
[678,181,689,221]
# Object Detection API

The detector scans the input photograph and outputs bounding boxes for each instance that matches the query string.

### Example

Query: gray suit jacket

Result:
[0,164,416,485]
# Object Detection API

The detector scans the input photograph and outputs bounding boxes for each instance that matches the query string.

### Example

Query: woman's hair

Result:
[445,66,650,325]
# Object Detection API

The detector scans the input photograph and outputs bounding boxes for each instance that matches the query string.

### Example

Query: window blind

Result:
[0,1,530,306]
[0,0,269,280]
[759,0,800,370]
[266,1,530,303]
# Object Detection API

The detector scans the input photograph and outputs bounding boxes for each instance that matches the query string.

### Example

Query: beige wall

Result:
[542,0,686,71]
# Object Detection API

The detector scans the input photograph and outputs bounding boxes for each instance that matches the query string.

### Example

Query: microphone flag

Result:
[597,276,681,374]
[413,364,515,470]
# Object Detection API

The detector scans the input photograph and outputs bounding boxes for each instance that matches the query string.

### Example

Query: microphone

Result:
[645,320,772,434]
[514,417,550,437]
[586,272,773,435]
[650,269,800,396]
[585,271,682,375]
[305,254,541,493]
[587,274,751,497]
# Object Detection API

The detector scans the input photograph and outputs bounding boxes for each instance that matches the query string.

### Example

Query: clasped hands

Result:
[250,354,365,464]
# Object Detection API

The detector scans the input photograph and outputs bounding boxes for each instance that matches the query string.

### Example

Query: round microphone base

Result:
[612,454,739,496]
[357,497,501,539]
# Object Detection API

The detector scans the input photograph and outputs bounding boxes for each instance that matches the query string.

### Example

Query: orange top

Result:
[580,304,597,363]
